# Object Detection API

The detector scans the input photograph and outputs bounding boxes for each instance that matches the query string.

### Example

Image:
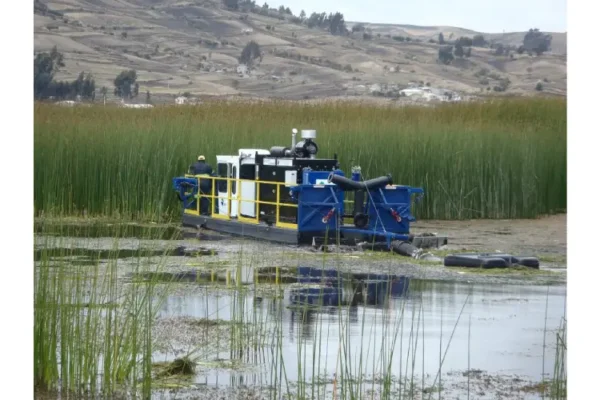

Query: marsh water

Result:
[156,277,566,386]
[35,225,567,399]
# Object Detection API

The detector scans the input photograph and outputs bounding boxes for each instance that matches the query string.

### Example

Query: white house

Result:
[236,64,249,76]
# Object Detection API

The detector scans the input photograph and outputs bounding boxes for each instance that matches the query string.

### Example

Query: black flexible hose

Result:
[328,173,393,191]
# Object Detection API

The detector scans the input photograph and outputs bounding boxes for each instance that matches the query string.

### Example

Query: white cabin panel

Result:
[216,156,239,218]
[239,158,257,218]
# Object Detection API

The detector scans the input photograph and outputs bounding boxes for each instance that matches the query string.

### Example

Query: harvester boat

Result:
[172,129,448,258]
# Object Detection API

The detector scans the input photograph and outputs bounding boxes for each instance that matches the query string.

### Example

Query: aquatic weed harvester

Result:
[172,128,448,258]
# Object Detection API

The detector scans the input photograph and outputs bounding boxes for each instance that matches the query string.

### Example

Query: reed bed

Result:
[34,226,176,399]
[34,98,566,221]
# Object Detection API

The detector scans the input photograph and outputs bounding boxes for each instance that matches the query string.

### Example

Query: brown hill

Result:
[34,0,567,104]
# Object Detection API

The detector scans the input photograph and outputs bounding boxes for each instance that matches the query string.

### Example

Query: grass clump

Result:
[34,224,174,399]
[34,98,565,221]
[155,358,196,377]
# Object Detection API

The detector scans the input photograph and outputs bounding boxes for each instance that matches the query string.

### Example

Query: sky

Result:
[282,0,566,33]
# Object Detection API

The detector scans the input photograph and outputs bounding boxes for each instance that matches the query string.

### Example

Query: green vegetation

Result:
[550,318,567,399]
[113,69,139,99]
[34,46,96,101]
[521,28,553,56]
[34,98,566,222]
[438,45,454,64]
[240,40,262,67]
[34,229,175,398]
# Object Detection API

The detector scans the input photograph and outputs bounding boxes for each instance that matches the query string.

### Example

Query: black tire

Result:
[480,257,509,269]
[445,255,509,268]
[514,257,540,269]
[452,253,540,269]
[456,253,516,263]
[444,255,483,268]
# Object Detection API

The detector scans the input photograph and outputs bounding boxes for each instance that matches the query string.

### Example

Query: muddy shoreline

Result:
[34,214,567,287]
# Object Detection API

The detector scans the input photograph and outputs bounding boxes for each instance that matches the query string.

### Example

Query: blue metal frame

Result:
[172,177,198,210]
[173,168,425,251]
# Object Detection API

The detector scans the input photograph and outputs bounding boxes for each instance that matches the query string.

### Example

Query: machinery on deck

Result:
[172,129,447,257]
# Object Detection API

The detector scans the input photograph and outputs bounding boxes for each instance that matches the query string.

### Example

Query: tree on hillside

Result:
[454,43,464,58]
[493,44,505,56]
[299,10,306,20]
[222,0,239,10]
[34,46,65,99]
[43,72,96,101]
[438,33,445,44]
[306,12,325,28]
[240,41,262,67]
[34,46,97,101]
[455,36,473,47]
[472,34,487,47]
[352,23,365,33]
[438,46,454,64]
[328,12,347,35]
[523,28,552,55]
[113,69,138,99]
[71,71,96,100]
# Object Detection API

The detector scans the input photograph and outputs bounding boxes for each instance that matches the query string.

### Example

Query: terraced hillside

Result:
[34,0,567,103]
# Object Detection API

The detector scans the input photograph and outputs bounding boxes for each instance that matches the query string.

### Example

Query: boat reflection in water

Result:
[284,266,411,308]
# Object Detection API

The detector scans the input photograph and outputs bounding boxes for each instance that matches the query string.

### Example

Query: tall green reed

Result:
[551,318,567,399]
[34,224,175,398]
[34,98,566,221]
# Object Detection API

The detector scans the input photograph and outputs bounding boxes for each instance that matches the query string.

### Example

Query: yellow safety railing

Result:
[183,174,299,230]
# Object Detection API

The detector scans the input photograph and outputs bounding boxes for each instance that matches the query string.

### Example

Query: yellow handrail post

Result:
[196,175,200,215]
[237,177,241,216]
[255,182,260,223]
[227,178,231,216]
[211,176,216,216]
[276,184,281,226]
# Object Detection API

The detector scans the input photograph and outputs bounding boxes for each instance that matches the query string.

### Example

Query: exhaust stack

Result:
[292,128,298,150]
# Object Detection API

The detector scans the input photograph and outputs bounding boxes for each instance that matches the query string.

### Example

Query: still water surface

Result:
[156,267,566,388]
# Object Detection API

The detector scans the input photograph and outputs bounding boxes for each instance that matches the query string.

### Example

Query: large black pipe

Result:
[354,189,365,215]
[328,173,393,191]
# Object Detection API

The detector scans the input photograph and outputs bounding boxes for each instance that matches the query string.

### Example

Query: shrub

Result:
[472,34,487,47]
[523,28,552,55]
[240,41,262,66]
[438,46,454,64]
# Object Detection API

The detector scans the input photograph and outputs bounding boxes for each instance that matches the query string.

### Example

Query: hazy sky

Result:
[283,0,566,33]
